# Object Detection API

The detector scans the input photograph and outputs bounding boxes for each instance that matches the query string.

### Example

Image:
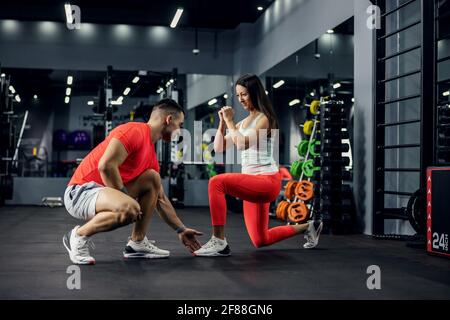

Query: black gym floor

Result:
[0,206,449,300]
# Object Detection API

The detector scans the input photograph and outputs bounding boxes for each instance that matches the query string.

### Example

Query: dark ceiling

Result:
[0,0,274,29]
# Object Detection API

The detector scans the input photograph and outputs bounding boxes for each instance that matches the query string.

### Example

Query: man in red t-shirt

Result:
[63,99,202,265]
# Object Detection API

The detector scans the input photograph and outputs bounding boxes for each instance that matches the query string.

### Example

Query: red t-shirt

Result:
[69,122,160,186]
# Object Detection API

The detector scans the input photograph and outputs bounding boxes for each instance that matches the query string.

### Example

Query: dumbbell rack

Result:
[317,99,352,233]
[275,99,322,225]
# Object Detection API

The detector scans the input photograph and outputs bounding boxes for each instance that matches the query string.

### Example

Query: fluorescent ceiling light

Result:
[170,8,184,28]
[66,87,71,96]
[265,90,268,95]
[15,95,21,102]
[67,76,73,85]
[257,6,264,11]
[223,94,228,99]
[64,4,73,24]
[170,79,174,83]
[132,76,140,83]
[310,92,315,97]
[87,101,94,105]
[208,98,218,106]
[327,29,334,34]
[289,99,300,107]
[333,83,341,89]
[351,98,355,102]
[123,87,131,96]
[0,73,5,77]
[117,96,123,103]
[9,86,15,94]
[111,100,123,105]
[443,91,450,97]
[273,80,285,89]
[33,94,38,99]
[64,96,70,104]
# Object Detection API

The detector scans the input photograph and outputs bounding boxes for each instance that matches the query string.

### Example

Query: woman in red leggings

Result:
[194,74,323,257]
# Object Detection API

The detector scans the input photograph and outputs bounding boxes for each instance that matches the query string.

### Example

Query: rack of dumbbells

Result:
[275,99,321,225]
[437,103,450,165]
[319,99,352,233]
[0,70,15,205]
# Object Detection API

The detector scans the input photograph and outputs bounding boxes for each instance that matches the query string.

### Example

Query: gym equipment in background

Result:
[426,167,450,258]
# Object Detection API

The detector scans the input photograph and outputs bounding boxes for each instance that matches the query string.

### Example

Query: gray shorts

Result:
[64,182,104,221]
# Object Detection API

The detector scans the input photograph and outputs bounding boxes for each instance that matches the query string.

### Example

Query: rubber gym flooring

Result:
[0,205,449,300]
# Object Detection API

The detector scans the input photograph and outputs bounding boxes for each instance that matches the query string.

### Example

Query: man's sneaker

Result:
[123,236,170,259]
[63,226,96,265]
[194,236,231,257]
[303,220,323,249]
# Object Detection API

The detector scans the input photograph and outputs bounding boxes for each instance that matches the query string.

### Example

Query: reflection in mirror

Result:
[2,67,174,178]
[263,17,354,167]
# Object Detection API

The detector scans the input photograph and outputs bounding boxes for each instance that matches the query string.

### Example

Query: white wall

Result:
[353,0,374,235]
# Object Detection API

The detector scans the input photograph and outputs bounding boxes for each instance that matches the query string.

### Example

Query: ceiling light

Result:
[170,8,184,28]
[289,99,300,107]
[170,79,174,83]
[123,87,131,96]
[333,83,341,89]
[273,80,285,89]
[15,95,21,103]
[352,97,355,102]
[327,29,334,34]
[223,94,228,99]
[166,81,171,87]
[87,101,94,105]
[265,90,268,95]
[65,96,70,104]
[66,87,71,96]
[257,6,264,11]
[9,85,15,94]
[67,76,73,85]
[157,87,163,94]
[117,96,123,103]
[64,4,73,25]
[111,100,123,105]
[208,98,218,106]
[132,76,140,83]
[310,92,315,97]
[0,73,5,77]
[443,91,450,97]
[33,94,38,99]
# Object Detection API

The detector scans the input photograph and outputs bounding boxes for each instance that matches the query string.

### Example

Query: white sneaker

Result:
[123,236,170,259]
[194,236,231,257]
[63,226,96,265]
[303,220,323,249]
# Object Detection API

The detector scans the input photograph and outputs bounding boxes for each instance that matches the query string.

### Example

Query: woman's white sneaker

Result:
[123,236,170,259]
[62,226,96,265]
[303,220,323,249]
[194,236,231,257]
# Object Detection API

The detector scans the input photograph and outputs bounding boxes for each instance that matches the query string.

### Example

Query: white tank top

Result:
[238,113,279,175]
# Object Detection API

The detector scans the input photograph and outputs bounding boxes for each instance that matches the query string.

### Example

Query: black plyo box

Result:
[427,167,450,258]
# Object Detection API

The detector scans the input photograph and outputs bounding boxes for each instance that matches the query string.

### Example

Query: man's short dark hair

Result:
[154,98,184,116]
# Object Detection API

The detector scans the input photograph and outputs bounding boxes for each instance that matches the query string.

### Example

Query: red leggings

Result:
[208,172,297,248]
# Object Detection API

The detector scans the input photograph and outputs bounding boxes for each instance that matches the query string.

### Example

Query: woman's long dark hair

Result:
[235,74,279,132]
